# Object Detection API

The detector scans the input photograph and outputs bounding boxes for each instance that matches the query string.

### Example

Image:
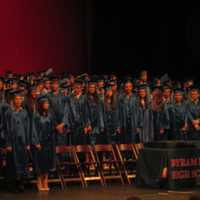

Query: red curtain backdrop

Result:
[0,0,86,74]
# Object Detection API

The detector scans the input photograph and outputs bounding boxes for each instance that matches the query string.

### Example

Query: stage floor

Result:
[0,185,197,200]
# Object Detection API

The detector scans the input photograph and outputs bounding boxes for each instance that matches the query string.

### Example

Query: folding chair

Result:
[132,143,144,160]
[93,144,125,185]
[74,145,105,187]
[115,144,137,184]
[57,145,86,188]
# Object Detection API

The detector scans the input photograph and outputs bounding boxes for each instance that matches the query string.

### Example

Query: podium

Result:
[136,141,200,190]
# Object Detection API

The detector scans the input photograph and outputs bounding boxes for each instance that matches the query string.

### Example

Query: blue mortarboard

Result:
[37,95,49,104]
[9,89,24,98]
[0,77,4,82]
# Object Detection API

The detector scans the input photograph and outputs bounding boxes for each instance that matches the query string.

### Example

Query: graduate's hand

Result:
[100,128,104,133]
[192,120,199,126]
[56,123,65,134]
[84,127,88,134]
[6,146,12,152]
[136,128,141,134]
[160,128,165,134]
[26,145,31,151]
[116,128,121,134]
[36,144,42,150]
[87,125,92,134]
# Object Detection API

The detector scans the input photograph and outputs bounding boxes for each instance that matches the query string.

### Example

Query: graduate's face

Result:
[111,84,117,92]
[88,84,96,94]
[175,92,183,102]
[190,90,199,101]
[42,101,49,111]
[138,89,147,98]
[31,90,37,99]
[37,83,44,91]
[11,82,18,90]
[74,84,82,94]
[51,81,59,91]
[44,80,51,89]
[163,89,171,98]
[140,71,148,81]
[0,81,4,90]
[97,81,104,88]
[13,96,23,108]
[124,82,133,93]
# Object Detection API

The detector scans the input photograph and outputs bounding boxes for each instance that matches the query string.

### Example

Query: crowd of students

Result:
[0,70,200,192]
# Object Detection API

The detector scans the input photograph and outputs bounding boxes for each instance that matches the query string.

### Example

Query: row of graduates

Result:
[0,75,200,192]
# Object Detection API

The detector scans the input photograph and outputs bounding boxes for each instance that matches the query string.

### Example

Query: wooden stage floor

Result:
[0,185,199,200]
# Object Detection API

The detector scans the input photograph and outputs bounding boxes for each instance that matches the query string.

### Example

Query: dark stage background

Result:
[0,1,200,79]
[92,2,200,79]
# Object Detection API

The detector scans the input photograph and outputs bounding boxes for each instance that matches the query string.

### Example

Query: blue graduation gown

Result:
[63,94,89,145]
[167,102,188,140]
[0,102,10,148]
[102,101,119,144]
[85,95,104,144]
[186,100,200,140]
[118,93,140,144]
[48,92,69,145]
[5,108,32,177]
[138,103,154,143]
[32,112,56,175]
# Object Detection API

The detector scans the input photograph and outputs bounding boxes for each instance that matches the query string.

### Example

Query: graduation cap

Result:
[174,88,184,94]
[74,79,83,85]
[37,95,49,104]
[9,89,24,98]
[50,76,60,83]
[0,77,4,82]
[122,76,133,84]
[28,85,37,93]
[105,85,112,91]
[160,73,170,85]
[19,80,29,88]
[137,84,148,90]
[189,84,199,91]
[108,80,117,86]
[97,75,105,82]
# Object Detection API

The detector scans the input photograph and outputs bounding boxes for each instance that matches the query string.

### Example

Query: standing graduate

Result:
[118,80,140,144]
[137,85,154,143]
[62,80,89,145]
[102,86,119,144]
[186,88,200,140]
[167,89,188,140]
[5,90,36,192]
[162,85,174,140]
[48,77,69,146]
[151,86,167,141]
[32,96,56,192]
[85,81,104,144]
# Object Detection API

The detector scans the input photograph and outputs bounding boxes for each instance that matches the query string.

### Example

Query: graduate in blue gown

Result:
[151,86,167,141]
[5,90,36,192]
[167,89,188,140]
[32,96,56,192]
[137,85,154,143]
[85,81,104,144]
[186,88,200,140]
[0,78,7,149]
[48,77,69,146]
[102,86,119,144]
[62,80,89,145]
[162,85,174,140]
[118,80,140,144]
